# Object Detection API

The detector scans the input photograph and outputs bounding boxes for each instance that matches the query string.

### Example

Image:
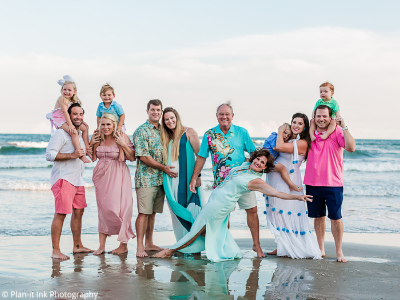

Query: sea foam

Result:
[0,179,94,191]
[8,141,48,148]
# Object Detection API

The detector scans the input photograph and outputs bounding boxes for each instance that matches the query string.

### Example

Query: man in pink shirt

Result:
[304,105,356,262]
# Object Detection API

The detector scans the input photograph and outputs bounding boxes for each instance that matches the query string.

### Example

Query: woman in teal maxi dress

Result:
[161,108,204,253]
[153,149,313,262]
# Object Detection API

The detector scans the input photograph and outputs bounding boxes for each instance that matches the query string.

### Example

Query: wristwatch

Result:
[342,126,348,131]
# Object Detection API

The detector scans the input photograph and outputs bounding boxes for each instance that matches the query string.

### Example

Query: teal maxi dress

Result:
[169,162,262,262]
[163,132,205,252]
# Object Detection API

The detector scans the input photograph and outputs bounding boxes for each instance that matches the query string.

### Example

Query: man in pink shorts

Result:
[46,103,93,260]
[304,105,356,263]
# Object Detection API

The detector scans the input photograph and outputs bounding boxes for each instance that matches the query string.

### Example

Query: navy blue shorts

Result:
[305,185,343,220]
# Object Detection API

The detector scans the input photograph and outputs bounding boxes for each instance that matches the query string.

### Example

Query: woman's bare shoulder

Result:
[186,127,199,138]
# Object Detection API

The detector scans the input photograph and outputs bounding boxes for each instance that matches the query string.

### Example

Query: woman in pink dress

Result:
[90,113,136,255]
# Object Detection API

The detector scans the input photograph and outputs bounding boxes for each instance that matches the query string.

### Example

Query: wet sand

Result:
[0,231,399,300]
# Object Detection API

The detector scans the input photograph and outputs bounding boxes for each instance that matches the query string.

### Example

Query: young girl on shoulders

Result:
[263,123,303,192]
[309,82,341,141]
[47,75,91,163]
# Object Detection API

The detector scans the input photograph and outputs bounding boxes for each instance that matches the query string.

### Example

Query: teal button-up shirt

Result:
[198,124,255,188]
[96,100,125,124]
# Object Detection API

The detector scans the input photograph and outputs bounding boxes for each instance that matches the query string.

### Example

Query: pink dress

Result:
[92,144,136,243]
[46,102,72,134]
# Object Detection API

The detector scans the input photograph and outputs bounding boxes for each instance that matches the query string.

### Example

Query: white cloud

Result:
[1,26,399,139]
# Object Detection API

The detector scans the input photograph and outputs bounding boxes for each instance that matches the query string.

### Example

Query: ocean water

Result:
[0,133,399,237]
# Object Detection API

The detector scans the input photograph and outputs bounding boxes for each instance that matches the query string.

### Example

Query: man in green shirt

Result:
[133,99,177,257]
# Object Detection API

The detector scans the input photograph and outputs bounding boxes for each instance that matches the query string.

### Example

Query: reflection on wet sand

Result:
[140,253,269,299]
[51,253,91,278]
[51,250,314,299]
[160,256,239,299]
[264,262,314,300]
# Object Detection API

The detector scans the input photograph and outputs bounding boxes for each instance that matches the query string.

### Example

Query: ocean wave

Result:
[344,149,375,158]
[8,141,48,148]
[344,186,400,197]
[0,180,94,191]
[344,149,400,159]
[344,161,400,172]
[252,139,265,145]
[0,160,53,169]
[0,146,46,155]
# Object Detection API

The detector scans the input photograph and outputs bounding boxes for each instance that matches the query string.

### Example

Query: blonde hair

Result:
[284,123,291,131]
[319,82,334,93]
[100,83,115,96]
[161,107,185,163]
[98,113,118,141]
[60,81,81,104]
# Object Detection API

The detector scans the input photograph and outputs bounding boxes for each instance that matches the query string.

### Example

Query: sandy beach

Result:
[0,230,399,300]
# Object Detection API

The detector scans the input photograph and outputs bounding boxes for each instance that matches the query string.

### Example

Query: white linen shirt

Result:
[46,129,85,188]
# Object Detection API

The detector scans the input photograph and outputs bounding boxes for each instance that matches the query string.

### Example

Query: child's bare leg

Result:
[60,123,91,163]
[80,124,92,159]
[152,226,206,258]
[321,119,336,140]
[118,145,125,162]
[275,163,302,192]
[310,119,316,141]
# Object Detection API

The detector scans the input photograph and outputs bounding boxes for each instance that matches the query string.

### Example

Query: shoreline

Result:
[1,231,399,299]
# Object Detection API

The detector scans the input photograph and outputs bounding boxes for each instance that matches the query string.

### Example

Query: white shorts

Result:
[237,191,257,209]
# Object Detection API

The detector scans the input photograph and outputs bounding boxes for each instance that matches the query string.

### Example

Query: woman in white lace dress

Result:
[265,113,321,259]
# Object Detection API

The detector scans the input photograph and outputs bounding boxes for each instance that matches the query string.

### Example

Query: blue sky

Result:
[1,1,399,138]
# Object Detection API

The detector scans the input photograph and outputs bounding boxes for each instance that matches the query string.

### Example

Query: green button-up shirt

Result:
[133,120,164,188]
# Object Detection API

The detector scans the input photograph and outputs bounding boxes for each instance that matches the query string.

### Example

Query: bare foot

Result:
[111,244,128,255]
[80,156,92,163]
[289,183,303,192]
[336,250,347,262]
[267,249,277,255]
[136,248,148,258]
[145,244,164,251]
[93,248,105,255]
[73,245,93,254]
[152,248,173,258]
[253,245,266,258]
[52,249,70,260]
[310,135,316,142]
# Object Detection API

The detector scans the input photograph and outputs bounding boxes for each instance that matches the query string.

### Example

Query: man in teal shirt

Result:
[189,102,265,257]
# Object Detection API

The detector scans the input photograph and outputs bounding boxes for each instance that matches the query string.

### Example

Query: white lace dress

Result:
[264,139,321,259]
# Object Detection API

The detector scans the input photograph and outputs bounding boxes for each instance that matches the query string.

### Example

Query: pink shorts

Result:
[51,179,87,214]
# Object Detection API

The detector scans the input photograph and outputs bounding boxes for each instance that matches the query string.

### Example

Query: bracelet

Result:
[198,173,202,177]
[342,126,348,131]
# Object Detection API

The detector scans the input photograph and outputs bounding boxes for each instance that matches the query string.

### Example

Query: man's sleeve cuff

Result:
[46,152,56,162]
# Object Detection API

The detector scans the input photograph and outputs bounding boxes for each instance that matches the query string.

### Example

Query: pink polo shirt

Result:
[304,126,345,187]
